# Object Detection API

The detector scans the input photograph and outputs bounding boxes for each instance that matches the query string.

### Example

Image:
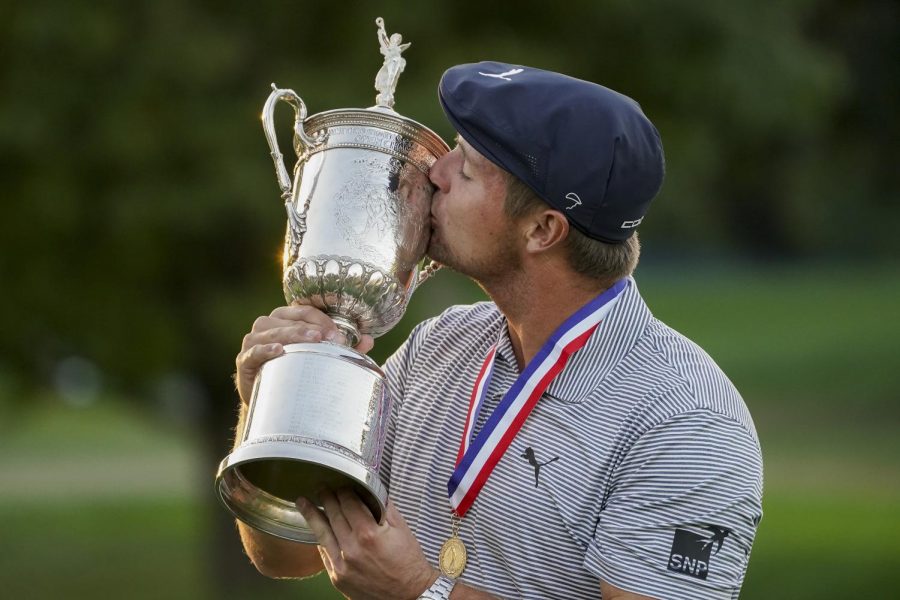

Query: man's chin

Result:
[425,246,457,273]
[425,242,445,264]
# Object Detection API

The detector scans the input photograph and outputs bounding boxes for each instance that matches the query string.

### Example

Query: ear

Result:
[523,210,569,255]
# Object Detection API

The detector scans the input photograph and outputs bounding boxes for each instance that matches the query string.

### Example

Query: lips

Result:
[427,217,440,250]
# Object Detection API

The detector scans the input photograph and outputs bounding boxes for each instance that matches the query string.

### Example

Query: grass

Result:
[744,492,900,597]
[0,500,208,600]
[2,264,898,598]
[637,263,900,416]
[2,476,896,599]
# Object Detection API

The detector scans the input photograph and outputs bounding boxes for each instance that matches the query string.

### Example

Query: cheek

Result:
[462,205,489,231]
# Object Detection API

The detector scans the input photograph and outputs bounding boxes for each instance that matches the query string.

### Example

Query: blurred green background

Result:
[1,1,898,598]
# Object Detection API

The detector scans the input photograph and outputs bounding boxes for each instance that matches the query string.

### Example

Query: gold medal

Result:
[438,513,467,579]
[439,536,467,579]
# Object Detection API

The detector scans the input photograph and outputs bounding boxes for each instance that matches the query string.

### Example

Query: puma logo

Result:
[521,447,559,487]
[478,68,524,81]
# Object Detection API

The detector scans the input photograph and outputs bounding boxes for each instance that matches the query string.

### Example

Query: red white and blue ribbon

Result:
[448,279,628,517]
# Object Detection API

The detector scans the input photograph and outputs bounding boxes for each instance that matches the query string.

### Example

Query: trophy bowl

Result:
[215,18,449,543]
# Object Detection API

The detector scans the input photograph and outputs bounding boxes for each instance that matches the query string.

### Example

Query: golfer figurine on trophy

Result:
[374,17,410,109]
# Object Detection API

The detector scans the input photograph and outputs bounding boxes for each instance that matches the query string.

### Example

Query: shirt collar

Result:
[494,322,518,365]
[492,277,652,403]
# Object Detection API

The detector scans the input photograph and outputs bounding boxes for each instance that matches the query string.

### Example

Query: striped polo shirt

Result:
[381,278,763,600]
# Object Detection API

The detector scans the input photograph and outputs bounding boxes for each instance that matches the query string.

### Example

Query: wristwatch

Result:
[418,574,456,599]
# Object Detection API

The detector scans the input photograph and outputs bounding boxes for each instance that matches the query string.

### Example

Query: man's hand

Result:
[297,490,438,600]
[234,305,375,405]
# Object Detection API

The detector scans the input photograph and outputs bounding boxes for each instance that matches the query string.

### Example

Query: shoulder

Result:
[612,315,757,440]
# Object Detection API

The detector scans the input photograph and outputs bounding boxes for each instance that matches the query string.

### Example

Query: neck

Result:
[482,267,613,370]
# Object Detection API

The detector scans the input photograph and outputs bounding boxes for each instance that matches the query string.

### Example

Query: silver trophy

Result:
[215,18,448,542]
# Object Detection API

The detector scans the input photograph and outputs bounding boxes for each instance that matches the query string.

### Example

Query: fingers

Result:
[235,304,378,404]
[235,305,337,404]
[243,306,375,352]
[243,305,341,351]
[335,488,380,531]
[243,324,325,352]
[236,342,284,375]
[243,316,331,352]
[315,488,381,550]
[296,497,341,560]
[319,489,354,539]
[269,305,342,334]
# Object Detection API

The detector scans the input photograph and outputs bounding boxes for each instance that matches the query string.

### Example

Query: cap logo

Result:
[621,217,644,228]
[477,68,524,82]
[565,192,582,210]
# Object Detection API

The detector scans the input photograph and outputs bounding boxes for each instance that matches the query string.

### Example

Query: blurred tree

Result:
[798,0,900,256]
[0,0,896,596]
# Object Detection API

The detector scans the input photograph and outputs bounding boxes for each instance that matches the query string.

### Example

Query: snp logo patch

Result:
[667,526,730,580]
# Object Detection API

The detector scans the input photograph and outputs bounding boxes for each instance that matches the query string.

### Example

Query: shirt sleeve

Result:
[585,409,763,600]
[379,317,435,486]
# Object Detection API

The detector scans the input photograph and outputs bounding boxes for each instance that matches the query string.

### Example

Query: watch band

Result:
[418,573,456,599]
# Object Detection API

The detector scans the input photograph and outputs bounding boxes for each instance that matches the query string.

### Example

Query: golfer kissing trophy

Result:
[215,17,448,542]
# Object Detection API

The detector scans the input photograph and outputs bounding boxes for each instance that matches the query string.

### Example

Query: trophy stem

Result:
[330,315,361,348]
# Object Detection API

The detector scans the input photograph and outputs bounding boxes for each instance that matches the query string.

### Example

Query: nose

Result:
[429,151,451,193]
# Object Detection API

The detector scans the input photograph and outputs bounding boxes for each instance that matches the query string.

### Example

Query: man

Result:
[233,62,763,599]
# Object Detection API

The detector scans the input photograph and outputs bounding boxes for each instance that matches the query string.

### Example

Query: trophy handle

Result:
[262,83,319,201]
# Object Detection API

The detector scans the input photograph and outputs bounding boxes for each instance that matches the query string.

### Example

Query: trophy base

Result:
[214,342,390,543]
[216,440,387,543]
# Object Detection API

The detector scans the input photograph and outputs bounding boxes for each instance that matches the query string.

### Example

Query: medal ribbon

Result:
[448,279,627,517]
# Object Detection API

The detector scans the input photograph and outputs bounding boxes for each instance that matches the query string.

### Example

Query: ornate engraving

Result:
[307,111,447,154]
[332,157,407,263]
[246,434,372,467]
[302,124,428,172]
[283,255,409,336]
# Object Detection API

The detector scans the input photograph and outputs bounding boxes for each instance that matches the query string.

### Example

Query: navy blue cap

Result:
[439,61,664,243]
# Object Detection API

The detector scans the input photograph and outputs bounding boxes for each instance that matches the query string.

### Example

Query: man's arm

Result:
[588,410,763,599]
[232,401,324,578]
[236,520,323,579]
